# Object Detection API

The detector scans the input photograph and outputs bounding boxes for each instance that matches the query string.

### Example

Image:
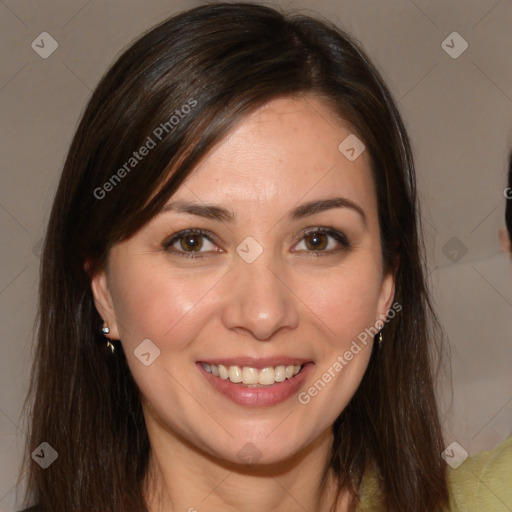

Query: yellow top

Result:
[358,434,512,511]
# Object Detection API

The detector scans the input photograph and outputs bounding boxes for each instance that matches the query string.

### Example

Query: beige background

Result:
[1,0,511,510]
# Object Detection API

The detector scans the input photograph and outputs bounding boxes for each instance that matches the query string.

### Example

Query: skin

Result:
[498,228,511,253]
[91,96,396,512]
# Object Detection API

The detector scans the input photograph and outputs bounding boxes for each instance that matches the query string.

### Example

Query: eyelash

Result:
[162,228,350,259]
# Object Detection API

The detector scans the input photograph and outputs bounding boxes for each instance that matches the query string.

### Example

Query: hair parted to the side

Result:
[21,3,449,511]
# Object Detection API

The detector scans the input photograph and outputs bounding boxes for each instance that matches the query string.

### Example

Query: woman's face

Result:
[92,96,395,465]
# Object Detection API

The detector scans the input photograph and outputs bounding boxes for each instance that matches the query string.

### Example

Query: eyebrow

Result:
[161,196,367,225]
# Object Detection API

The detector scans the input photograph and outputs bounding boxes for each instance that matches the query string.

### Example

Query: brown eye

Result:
[180,233,203,252]
[163,229,219,258]
[294,228,350,255]
[304,232,328,251]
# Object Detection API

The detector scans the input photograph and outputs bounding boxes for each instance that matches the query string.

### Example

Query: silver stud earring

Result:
[100,323,115,353]
[378,331,383,348]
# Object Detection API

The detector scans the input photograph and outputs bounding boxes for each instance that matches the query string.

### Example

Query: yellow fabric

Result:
[357,434,512,511]
[446,434,512,511]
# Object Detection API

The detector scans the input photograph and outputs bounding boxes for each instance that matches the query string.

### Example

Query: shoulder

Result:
[358,435,512,511]
[446,433,512,511]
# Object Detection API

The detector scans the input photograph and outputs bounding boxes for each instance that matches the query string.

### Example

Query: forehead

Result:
[170,96,376,219]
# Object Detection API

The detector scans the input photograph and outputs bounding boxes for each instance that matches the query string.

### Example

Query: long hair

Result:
[21,3,449,511]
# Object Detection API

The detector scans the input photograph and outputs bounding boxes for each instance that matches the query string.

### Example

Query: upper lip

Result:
[198,357,312,369]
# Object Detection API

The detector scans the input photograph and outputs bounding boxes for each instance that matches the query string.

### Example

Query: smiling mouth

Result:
[200,362,304,387]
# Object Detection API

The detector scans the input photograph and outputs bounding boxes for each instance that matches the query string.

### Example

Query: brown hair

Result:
[22,3,449,511]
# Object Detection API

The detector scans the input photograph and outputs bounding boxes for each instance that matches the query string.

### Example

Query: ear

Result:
[499,228,512,254]
[376,255,398,323]
[86,261,121,340]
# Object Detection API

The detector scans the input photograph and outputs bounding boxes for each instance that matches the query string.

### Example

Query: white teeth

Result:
[201,362,304,386]
[274,365,286,382]
[218,364,229,380]
[228,366,242,383]
[242,366,259,384]
[259,367,275,385]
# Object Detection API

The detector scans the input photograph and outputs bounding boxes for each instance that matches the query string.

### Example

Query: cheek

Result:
[109,257,223,349]
[295,263,381,418]
[298,259,384,341]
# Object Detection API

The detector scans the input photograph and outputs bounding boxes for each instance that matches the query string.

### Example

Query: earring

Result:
[100,322,115,353]
[378,331,383,348]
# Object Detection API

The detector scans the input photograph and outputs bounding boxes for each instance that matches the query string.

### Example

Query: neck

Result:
[142,420,351,512]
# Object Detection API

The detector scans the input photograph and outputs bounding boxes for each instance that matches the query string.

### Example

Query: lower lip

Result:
[196,362,314,407]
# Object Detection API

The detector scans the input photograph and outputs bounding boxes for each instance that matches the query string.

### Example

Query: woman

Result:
[20,3,511,511]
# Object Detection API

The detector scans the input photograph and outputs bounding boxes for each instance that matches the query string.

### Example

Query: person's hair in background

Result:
[20,3,449,511]
[501,150,512,251]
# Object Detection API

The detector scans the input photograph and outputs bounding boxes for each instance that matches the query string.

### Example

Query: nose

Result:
[220,254,300,341]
